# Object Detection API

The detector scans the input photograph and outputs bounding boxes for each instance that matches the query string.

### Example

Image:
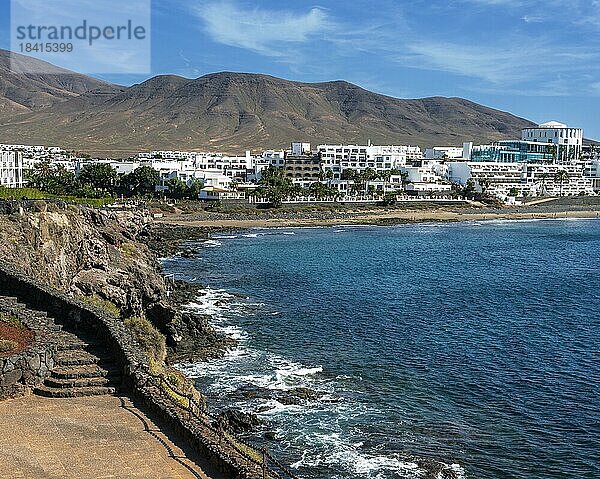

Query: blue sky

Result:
[2,0,599,138]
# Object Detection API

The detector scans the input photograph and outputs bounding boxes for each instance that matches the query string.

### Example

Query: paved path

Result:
[0,394,224,479]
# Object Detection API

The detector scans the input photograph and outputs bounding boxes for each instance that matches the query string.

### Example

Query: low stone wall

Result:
[0,264,143,383]
[0,296,65,399]
[0,263,265,479]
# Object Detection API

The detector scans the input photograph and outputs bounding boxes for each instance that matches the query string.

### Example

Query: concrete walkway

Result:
[0,394,223,479]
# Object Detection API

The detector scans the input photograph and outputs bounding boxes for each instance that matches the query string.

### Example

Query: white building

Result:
[522,121,583,161]
[582,160,600,193]
[0,151,25,188]
[448,161,528,198]
[291,142,312,156]
[318,144,422,179]
[448,161,595,198]
[523,164,595,196]
[424,145,467,160]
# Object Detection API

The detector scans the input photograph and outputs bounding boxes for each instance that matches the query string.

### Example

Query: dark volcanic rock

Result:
[215,409,264,434]
[0,201,171,321]
[166,310,237,363]
[139,224,210,257]
[276,387,321,405]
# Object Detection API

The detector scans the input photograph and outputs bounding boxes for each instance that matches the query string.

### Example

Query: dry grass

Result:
[124,317,166,365]
[79,296,121,318]
[0,339,18,353]
[0,313,23,329]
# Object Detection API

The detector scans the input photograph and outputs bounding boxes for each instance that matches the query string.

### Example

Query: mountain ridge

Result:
[0,49,542,156]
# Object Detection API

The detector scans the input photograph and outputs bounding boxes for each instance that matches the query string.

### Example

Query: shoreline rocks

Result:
[214,409,264,434]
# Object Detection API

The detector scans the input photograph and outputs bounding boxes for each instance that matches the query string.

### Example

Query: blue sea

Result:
[162,219,600,479]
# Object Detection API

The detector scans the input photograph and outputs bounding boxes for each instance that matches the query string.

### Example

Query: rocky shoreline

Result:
[143,223,333,436]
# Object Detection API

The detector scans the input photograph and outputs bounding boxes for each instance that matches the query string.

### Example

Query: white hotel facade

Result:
[521,121,583,161]
[0,151,25,188]
[318,144,422,179]
[448,161,596,198]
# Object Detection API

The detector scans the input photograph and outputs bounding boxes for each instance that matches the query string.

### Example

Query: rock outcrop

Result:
[0,200,173,323]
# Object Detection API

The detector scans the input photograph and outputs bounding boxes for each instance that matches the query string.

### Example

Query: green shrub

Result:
[120,241,138,259]
[0,187,114,207]
[79,295,121,317]
[0,339,18,353]
[0,313,23,329]
[124,316,166,365]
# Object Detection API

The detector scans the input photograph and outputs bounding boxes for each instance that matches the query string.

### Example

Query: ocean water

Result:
[162,219,600,479]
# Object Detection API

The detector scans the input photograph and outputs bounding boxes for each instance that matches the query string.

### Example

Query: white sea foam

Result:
[437,463,465,479]
[176,285,460,479]
[203,239,222,248]
[290,431,426,479]
[276,365,323,380]
[212,234,239,239]
[185,292,230,317]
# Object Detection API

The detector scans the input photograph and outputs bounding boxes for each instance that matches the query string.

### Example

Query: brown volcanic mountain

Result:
[0,50,121,115]
[0,50,537,156]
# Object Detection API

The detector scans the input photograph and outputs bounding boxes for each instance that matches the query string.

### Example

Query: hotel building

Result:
[522,121,583,161]
[0,151,25,188]
[318,144,422,179]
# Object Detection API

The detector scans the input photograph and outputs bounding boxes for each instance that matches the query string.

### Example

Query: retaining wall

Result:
[0,298,58,399]
[0,263,255,478]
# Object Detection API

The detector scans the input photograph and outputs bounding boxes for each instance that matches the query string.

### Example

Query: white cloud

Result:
[398,39,599,86]
[186,0,599,96]
[521,14,545,23]
[190,2,329,58]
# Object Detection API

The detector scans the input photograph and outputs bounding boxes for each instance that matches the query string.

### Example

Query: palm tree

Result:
[554,170,569,197]
[537,172,551,196]
[378,170,392,182]
[325,169,334,188]
[546,144,558,162]
[479,178,491,195]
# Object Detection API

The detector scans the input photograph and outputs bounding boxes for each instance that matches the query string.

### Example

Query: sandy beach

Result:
[155,205,600,229]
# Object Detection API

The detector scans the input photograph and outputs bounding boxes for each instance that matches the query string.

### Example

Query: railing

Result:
[137,366,303,479]
[248,195,468,204]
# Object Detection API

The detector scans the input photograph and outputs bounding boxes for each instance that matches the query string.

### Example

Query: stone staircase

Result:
[35,329,122,398]
[0,295,122,398]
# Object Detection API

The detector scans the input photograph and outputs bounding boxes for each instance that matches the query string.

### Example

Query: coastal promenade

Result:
[0,394,222,479]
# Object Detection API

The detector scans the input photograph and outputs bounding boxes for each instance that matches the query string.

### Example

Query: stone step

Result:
[44,376,117,389]
[55,340,89,351]
[50,364,114,379]
[34,384,117,398]
[53,332,90,351]
[0,296,19,302]
[55,350,100,367]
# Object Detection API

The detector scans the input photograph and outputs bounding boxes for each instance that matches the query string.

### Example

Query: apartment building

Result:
[523,164,595,196]
[0,151,24,188]
[318,144,422,179]
[284,147,322,188]
[448,161,596,198]
[401,161,452,195]
[447,161,528,197]
[522,121,583,161]
[424,146,465,160]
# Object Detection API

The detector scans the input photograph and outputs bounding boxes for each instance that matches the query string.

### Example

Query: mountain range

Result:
[0,49,543,156]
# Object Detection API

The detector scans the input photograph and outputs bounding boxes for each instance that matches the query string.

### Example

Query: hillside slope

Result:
[0,50,121,114]
[0,52,536,155]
